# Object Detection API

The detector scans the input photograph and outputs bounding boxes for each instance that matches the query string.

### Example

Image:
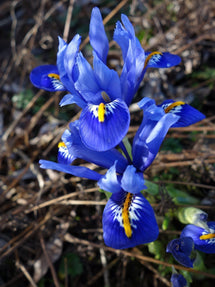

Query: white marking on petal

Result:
[162,103,183,114]
[110,194,145,231]
[88,100,119,119]
[201,226,215,244]
[148,53,162,65]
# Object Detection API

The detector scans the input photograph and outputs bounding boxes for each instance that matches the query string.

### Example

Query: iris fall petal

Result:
[159,100,205,127]
[79,99,130,151]
[30,65,65,92]
[181,222,215,254]
[102,190,159,249]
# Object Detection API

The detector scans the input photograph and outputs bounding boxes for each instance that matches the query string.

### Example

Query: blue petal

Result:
[79,99,130,152]
[102,190,159,249]
[121,165,146,194]
[113,21,130,62]
[30,65,66,92]
[57,142,75,164]
[159,100,205,127]
[64,34,81,82]
[74,53,102,104]
[89,7,109,63]
[166,237,194,268]
[132,99,179,171]
[181,222,215,254]
[171,273,187,287]
[39,160,102,181]
[62,121,128,173]
[93,52,122,101]
[57,35,81,96]
[144,52,181,69]
[114,16,145,106]
[57,36,67,78]
[98,162,121,194]
[59,93,86,109]
[121,14,135,38]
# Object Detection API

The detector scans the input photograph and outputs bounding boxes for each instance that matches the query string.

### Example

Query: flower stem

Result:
[119,140,132,165]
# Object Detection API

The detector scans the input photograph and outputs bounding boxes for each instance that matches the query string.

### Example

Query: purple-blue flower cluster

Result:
[30,7,205,250]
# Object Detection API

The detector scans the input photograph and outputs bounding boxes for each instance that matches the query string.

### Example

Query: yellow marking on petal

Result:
[98,103,105,122]
[164,101,185,113]
[48,73,60,80]
[200,233,215,240]
[58,142,66,148]
[122,192,133,238]
[144,51,163,69]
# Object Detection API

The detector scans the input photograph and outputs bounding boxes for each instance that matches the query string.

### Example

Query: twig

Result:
[87,257,119,286]
[0,212,52,261]
[10,0,19,61]
[2,90,44,142]
[26,187,98,213]
[63,0,75,42]
[40,232,61,287]
[16,252,38,287]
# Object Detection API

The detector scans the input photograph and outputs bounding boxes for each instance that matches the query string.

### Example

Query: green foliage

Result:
[162,212,172,230]
[161,138,183,153]
[99,188,112,199]
[144,179,159,195]
[58,252,83,280]
[166,185,199,205]
[191,67,215,80]
[12,89,45,113]
[12,89,34,110]
[148,241,165,260]
[145,180,199,205]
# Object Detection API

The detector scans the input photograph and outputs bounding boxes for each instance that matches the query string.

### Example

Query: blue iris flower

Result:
[181,222,215,254]
[113,14,181,106]
[166,221,215,268]
[30,7,182,152]
[166,237,195,268]
[40,99,180,249]
[171,272,187,287]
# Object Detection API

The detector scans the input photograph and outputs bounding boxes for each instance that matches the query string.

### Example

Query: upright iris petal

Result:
[181,222,215,254]
[166,237,195,268]
[113,15,181,106]
[89,7,109,63]
[102,189,159,249]
[30,65,66,92]
[57,35,86,108]
[97,161,121,194]
[114,15,145,106]
[121,165,146,194]
[159,99,205,127]
[132,98,179,171]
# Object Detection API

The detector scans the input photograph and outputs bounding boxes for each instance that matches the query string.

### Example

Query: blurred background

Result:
[0,0,215,286]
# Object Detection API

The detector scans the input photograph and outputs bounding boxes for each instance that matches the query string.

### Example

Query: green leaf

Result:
[99,188,112,199]
[144,180,159,195]
[58,253,83,279]
[166,185,199,205]
[147,241,165,260]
